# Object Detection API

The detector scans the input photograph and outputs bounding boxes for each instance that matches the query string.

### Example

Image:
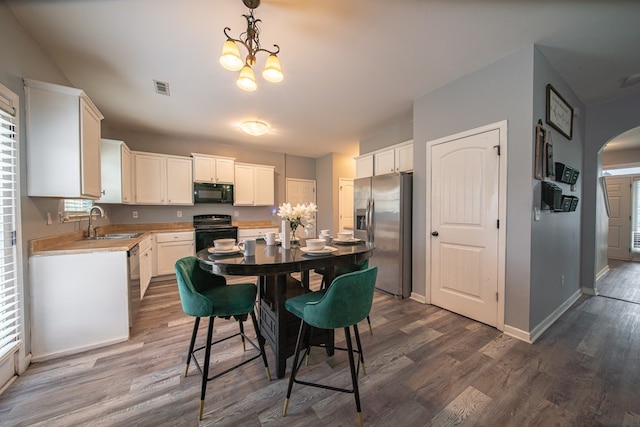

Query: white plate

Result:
[207,246,241,255]
[333,237,362,244]
[300,246,338,256]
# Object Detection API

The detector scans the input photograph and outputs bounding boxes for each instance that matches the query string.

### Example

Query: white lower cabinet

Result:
[154,231,195,276]
[238,227,279,241]
[139,236,153,298]
[30,251,130,361]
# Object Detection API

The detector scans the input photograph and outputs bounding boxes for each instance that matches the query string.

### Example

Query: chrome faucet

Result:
[87,205,105,238]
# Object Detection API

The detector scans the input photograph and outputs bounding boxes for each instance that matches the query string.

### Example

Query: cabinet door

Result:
[234,164,255,205]
[215,158,235,183]
[167,157,193,205]
[134,153,165,204]
[374,149,395,175]
[156,241,195,276]
[121,145,132,203]
[355,155,373,178]
[80,97,102,198]
[254,166,275,206]
[396,144,413,172]
[193,156,215,182]
[140,246,153,298]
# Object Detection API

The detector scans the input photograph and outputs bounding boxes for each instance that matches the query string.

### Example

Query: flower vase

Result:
[290,223,299,246]
[281,220,290,249]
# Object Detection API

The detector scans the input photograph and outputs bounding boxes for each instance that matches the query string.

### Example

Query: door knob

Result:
[431,231,439,236]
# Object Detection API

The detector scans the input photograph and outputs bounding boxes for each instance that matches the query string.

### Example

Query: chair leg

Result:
[185,317,200,377]
[366,315,373,335]
[283,320,308,416]
[344,326,363,427]
[199,317,215,421]
[238,317,247,352]
[353,323,366,376]
[250,309,271,381]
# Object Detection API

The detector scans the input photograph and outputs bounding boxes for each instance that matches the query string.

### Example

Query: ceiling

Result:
[7,0,640,158]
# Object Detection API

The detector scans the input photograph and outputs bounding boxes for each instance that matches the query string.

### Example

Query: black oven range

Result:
[193,214,238,252]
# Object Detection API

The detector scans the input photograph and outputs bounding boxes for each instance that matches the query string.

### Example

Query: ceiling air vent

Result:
[153,80,170,96]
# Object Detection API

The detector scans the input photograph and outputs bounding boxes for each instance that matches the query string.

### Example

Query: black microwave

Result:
[194,182,234,204]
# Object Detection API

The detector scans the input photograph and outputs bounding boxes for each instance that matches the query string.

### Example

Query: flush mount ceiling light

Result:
[240,120,269,136]
[220,0,283,92]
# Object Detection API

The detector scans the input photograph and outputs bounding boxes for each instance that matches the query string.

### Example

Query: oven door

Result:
[195,227,238,252]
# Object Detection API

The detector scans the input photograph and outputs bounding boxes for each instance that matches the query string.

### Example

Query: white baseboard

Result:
[503,289,582,344]
[410,292,427,304]
[596,264,610,282]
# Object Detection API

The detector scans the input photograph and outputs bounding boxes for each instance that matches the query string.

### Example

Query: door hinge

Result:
[494,144,501,155]
[496,292,499,301]
[497,219,500,229]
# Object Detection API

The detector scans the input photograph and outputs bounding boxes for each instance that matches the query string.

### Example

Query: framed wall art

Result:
[546,84,573,140]
[534,120,546,180]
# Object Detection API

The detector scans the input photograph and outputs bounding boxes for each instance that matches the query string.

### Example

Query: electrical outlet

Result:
[133,211,138,219]
[561,275,565,286]
[177,210,182,218]
[234,211,239,217]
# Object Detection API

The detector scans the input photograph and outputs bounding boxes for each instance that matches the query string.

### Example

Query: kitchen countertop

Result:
[233,220,279,229]
[29,222,194,256]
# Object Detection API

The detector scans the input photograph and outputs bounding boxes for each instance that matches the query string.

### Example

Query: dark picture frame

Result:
[546,84,574,140]
[534,122,546,180]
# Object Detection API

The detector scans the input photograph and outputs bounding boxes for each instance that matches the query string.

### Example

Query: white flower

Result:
[277,202,317,229]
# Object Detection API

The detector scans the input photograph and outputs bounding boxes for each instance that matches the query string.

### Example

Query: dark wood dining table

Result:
[196,239,374,378]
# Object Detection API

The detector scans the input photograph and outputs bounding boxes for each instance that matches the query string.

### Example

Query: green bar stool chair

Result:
[175,256,271,420]
[283,266,378,427]
[315,259,373,335]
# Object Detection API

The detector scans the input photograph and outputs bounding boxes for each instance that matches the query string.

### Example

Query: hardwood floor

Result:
[598,259,640,305]
[1,272,640,426]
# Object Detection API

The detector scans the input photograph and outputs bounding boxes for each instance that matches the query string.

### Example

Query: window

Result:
[61,199,93,222]
[0,83,23,371]
[632,178,640,252]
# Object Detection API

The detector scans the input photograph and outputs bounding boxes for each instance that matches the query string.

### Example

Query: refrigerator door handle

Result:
[369,198,375,244]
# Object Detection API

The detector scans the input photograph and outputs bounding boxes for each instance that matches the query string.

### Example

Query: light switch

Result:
[534,207,540,221]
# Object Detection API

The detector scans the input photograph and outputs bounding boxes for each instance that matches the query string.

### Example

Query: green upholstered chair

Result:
[283,266,378,427]
[316,259,373,335]
[175,256,271,420]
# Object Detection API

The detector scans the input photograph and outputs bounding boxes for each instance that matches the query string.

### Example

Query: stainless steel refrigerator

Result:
[354,173,412,298]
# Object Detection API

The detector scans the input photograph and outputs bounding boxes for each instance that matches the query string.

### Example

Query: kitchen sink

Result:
[85,233,144,240]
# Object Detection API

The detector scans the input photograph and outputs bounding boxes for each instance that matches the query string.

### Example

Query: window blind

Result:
[0,100,20,362]
[633,178,640,251]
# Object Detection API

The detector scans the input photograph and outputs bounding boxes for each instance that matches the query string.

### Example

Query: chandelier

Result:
[219,0,283,91]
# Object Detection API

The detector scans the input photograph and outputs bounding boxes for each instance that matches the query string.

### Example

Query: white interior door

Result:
[430,128,500,327]
[606,176,631,260]
[286,178,316,238]
[339,178,354,233]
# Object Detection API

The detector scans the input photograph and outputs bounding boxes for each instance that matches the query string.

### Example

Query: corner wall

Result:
[413,46,534,331]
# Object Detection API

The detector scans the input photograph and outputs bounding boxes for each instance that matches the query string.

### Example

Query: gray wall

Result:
[530,48,584,328]
[582,93,640,291]
[413,46,534,331]
[409,46,584,334]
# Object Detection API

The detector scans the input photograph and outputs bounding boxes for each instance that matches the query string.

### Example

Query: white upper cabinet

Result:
[192,153,235,184]
[234,163,275,206]
[373,140,414,176]
[25,79,104,198]
[166,156,193,204]
[132,151,193,205]
[99,139,132,204]
[355,154,374,179]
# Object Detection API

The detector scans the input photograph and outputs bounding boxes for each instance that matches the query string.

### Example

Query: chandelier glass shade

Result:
[220,0,283,91]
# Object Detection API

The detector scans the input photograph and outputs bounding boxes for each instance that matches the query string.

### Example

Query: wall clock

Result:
[546,84,573,140]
